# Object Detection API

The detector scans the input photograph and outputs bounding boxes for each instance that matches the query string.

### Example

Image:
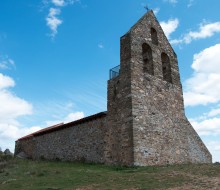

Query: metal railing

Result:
[109,65,120,80]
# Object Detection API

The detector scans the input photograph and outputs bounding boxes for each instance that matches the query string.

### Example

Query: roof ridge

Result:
[17,111,107,141]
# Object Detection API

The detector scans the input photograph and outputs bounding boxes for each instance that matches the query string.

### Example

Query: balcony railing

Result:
[109,65,120,80]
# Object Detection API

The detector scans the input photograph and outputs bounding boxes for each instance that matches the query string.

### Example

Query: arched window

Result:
[142,43,154,75]
[161,53,172,83]
[151,28,158,45]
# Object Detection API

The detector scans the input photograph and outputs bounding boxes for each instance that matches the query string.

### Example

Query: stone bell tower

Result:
[105,10,212,166]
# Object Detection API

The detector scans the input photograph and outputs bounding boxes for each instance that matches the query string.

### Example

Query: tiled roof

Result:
[17,111,107,141]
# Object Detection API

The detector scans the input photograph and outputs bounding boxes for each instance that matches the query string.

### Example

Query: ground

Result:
[0,155,220,190]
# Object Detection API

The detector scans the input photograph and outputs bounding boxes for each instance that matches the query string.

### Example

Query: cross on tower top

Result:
[144,4,149,11]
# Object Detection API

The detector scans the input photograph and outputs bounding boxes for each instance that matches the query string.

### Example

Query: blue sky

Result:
[0,0,220,162]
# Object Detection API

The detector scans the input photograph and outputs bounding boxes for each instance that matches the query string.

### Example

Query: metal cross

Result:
[144,4,149,11]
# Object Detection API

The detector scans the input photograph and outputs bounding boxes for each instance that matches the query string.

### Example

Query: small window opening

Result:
[142,43,154,75]
[151,28,158,45]
[161,53,172,83]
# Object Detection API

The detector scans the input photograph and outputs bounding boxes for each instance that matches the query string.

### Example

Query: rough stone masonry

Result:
[15,10,212,166]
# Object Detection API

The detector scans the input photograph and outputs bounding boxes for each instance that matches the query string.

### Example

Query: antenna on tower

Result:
[144,4,149,12]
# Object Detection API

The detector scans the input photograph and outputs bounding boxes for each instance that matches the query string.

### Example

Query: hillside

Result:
[0,156,220,190]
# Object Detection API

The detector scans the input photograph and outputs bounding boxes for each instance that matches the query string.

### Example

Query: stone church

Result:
[15,10,212,166]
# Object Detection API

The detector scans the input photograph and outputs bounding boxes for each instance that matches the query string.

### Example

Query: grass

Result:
[0,155,220,190]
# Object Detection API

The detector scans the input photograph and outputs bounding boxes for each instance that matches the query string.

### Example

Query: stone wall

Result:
[128,11,212,165]
[16,115,107,163]
[105,10,211,166]
[105,33,134,166]
[15,138,35,158]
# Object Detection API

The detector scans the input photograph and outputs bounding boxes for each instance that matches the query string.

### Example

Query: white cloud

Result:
[189,107,220,162]
[0,73,35,152]
[0,55,15,70]
[191,44,220,72]
[160,18,179,39]
[43,0,80,7]
[153,8,160,15]
[0,73,15,89]
[190,107,220,121]
[187,22,220,42]
[207,141,220,151]
[52,0,65,6]
[208,108,220,117]
[44,0,81,38]
[0,124,42,151]
[0,73,33,122]
[51,0,80,7]
[164,0,178,4]
[45,111,85,127]
[0,73,32,121]
[64,112,84,122]
[190,117,220,136]
[184,92,217,107]
[0,73,85,152]
[206,141,220,162]
[46,8,63,38]
[0,90,32,121]
[184,44,220,106]
[171,21,220,45]
[170,38,182,45]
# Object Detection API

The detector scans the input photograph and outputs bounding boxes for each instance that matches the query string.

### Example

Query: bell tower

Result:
[105,10,212,166]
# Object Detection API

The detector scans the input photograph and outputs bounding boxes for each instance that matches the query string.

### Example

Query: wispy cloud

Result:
[45,111,84,126]
[163,0,178,4]
[52,0,65,7]
[46,8,63,38]
[160,18,179,39]
[0,55,15,70]
[171,21,220,45]
[43,0,80,7]
[153,8,160,15]
[43,0,81,39]
[51,0,80,6]
[207,108,220,117]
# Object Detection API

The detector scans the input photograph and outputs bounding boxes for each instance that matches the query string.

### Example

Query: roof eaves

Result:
[17,111,107,141]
